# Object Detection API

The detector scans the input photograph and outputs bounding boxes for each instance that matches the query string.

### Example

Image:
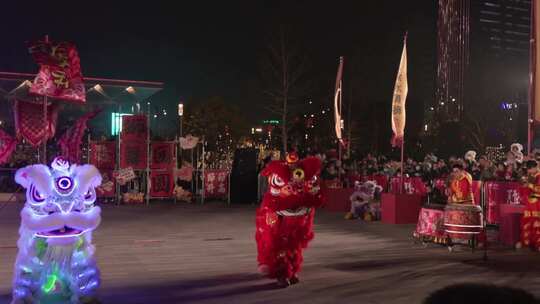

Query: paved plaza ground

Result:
[1,201,540,303]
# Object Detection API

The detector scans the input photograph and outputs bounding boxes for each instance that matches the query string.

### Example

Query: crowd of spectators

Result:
[321,144,537,187]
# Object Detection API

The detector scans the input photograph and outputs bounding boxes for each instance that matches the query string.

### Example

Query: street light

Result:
[125,86,136,94]
[178,103,184,117]
[178,103,184,139]
[177,102,185,166]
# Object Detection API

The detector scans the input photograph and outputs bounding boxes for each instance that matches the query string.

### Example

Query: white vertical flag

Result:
[334,56,344,143]
[391,40,408,147]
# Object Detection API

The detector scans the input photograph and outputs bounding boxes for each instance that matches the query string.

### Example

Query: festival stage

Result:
[1,202,539,303]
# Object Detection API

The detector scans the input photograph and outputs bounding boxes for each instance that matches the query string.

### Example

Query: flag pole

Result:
[347,85,352,158]
[400,32,408,194]
[42,34,49,164]
[337,80,343,185]
[334,56,344,185]
[338,78,343,177]
[400,141,405,194]
[529,0,536,156]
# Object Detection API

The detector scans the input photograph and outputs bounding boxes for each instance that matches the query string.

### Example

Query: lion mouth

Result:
[36,226,83,238]
[270,187,281,196]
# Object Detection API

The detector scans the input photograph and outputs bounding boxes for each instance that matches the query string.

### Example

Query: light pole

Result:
[178,103,184,167]
[178,103,184,139]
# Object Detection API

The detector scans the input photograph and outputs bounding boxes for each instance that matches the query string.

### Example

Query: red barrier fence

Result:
[485,182,522,224]
[389,177,428,196]
[326,175,524,224]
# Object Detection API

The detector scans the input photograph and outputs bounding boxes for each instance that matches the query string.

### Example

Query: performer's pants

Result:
[255,207,315,280]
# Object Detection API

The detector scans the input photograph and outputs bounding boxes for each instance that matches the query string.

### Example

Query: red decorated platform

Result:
[498,204,525,247]
[381,193,422,224]
[323,187,354,212]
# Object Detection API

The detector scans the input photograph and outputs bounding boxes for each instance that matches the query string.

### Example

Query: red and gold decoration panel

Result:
[151,142,175,169]
[28,39,85,103]
[204,169,229,199]
[120,140,147,170]
[14,99,58,147]
[0,129,17,165]
[121,115,148,141]
[150,170,174,197]
[89,141,116,169]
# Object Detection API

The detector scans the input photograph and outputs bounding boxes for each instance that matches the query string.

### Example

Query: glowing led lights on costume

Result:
[11,157,102,304]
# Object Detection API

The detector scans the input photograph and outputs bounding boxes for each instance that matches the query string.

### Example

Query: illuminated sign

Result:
[111,112,133,136]
[263,120,280,125]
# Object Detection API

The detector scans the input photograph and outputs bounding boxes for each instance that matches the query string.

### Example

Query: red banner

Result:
[0,129,17,165]
[204,169,229,198]
[121,115,147,141]
[28,39,85,103]
[151,142,175,169]
[485,181,522,224]
[90,141,116,169]
[120,140,147,169]
[96,170,115,197]
[14,99,58,147]
[390,177,428,196]
[150,170,174,197]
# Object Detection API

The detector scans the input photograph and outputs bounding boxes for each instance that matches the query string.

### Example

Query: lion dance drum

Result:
[11,157,102,304]
[255,152,323,287]
[443,164,483,248]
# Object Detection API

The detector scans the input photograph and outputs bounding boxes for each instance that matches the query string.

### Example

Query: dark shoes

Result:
[276,275,300,288]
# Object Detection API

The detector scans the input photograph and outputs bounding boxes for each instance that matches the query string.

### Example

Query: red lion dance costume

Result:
[255,152,323,287]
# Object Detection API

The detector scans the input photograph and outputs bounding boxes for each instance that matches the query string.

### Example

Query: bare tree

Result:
[260,27,309,154]
[462,114,488,153]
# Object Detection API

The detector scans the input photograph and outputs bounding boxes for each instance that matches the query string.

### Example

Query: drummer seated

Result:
[447,163,474,205]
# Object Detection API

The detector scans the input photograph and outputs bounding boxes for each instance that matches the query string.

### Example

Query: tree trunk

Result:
[280,29,288,156]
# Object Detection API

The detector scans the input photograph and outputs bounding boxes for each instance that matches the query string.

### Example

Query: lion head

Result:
[15,157,102,242]
[262,155,323,210]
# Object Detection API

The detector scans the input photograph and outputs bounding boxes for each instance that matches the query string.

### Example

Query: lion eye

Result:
[30,184,46,203]
[271,175,285,187]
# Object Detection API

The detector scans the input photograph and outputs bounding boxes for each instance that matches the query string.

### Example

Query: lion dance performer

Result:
[518,160,540,251]
[255,152,323,287]
[11,157,102,304]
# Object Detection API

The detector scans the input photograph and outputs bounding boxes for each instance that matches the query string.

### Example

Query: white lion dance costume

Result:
[11,157,102,304]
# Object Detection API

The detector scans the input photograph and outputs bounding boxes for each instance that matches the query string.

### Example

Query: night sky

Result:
[0,1,436,140]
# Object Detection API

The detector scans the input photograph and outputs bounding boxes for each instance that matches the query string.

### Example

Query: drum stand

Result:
[446,182,488,261]
[481,181,488,261]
